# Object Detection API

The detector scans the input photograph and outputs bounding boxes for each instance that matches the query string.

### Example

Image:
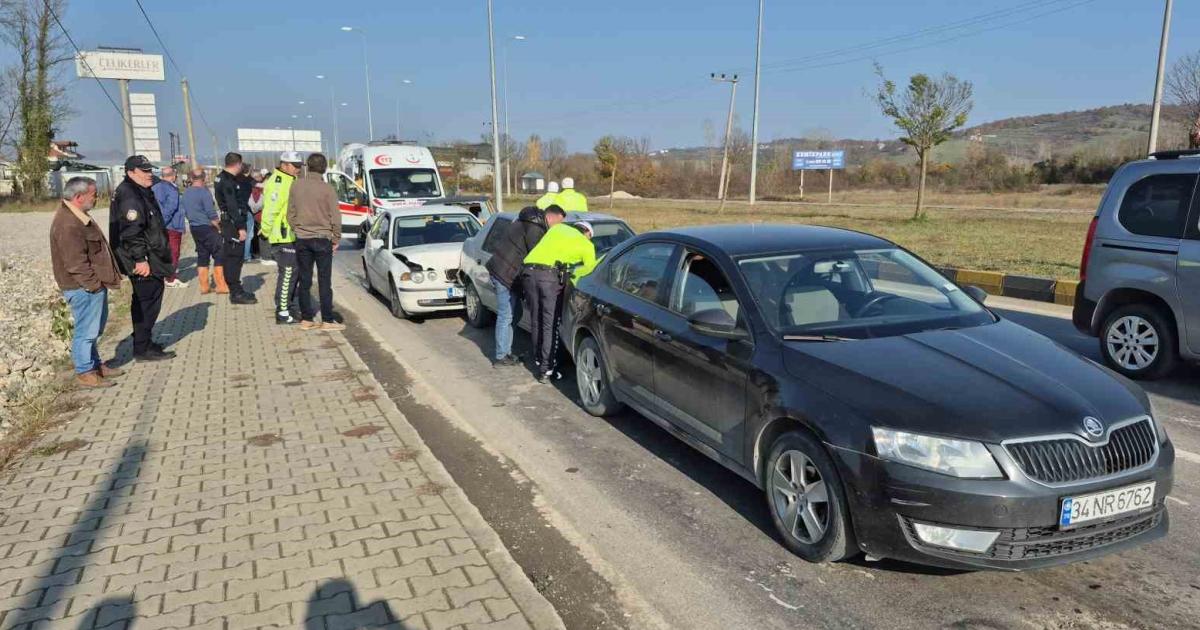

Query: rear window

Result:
[1117,173,1197,239]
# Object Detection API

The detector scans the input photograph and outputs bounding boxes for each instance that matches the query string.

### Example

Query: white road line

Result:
[1176,449,1200,465]
[1167,496,1190,507]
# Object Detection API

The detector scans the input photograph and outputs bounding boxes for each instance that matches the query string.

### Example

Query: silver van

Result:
[1074,150,1200,379]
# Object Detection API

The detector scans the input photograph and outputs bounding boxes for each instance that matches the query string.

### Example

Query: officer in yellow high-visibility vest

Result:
[522,210,596,382]
[553,177,588,212]
[535,181,560,210]
[261,151,303,324]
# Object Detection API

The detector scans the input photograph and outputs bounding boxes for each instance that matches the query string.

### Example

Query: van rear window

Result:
[1117,173,1197,239]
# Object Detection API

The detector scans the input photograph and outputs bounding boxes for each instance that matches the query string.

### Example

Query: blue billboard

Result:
[792,150,845,170]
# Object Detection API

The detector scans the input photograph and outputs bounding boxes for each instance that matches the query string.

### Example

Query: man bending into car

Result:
[521,212,596,382]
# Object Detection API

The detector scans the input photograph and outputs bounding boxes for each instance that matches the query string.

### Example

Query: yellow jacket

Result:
[554,188,588,212]
[523,223,597,282]
[535,192,558,210]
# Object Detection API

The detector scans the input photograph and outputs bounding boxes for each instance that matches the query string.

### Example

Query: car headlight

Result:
[410,271,424,284]
[872,427,1003,478]
[426,270,438,282]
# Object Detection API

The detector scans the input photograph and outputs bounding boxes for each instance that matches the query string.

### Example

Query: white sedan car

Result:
[361,205,482,319]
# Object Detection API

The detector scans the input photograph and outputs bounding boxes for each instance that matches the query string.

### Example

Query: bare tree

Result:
[541,137,567,180]
[1166,51,1200,149]
[873,64,973,219]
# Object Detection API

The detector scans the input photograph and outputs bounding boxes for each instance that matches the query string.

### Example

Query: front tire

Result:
[1101,304,1177,380]
[575,336,623,416]
[765,431,857,563]
[388,276,409,320]
[463,281,495,329]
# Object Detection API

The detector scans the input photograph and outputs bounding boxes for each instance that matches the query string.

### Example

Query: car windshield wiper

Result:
[783,334,858,342]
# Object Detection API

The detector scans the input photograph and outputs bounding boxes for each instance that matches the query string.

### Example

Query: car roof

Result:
[492,210,626,223]
[641,223,894,257]
[381,204,476,218]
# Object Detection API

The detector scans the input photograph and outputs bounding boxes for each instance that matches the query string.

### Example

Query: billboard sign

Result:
[129,92,161,163]
[792,150,845,170]
[75,50,165,82]
[237,128,323,153]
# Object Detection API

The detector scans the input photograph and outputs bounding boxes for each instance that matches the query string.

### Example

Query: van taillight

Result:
[1079,216,1099,282]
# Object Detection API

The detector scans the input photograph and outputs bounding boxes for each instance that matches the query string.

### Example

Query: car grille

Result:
[902,505,1163,561]
[1005,419,1157,484]
[444,268,459,283]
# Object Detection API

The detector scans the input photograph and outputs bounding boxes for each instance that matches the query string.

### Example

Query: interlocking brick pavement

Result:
[0,260,562,630]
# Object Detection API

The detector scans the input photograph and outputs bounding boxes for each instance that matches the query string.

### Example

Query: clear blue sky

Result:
[41,0,1200,162]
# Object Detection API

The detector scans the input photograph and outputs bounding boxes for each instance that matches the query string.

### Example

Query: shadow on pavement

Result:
[303,578,406,629]
[109,302,213,368]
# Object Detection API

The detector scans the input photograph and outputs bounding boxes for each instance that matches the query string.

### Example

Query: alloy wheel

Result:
[466,284,481,322]
[577,345,603,407]
[771,450,830,544]
[1106,315,1159,371]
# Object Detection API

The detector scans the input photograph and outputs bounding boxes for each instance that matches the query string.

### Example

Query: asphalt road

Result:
[329,248,1200,630]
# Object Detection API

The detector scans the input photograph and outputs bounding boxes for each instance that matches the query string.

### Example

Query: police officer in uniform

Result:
[109,155,175,362]
[261,151,303,323]
[214,152,257,304]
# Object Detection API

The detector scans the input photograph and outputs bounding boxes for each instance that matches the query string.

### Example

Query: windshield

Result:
[370,168,440,199]
[392,214,480,248]
[738,248,992,339]
[580,220,635,255]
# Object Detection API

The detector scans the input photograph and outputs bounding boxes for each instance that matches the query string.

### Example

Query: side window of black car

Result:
[481,218,512,253]
[670,253,741,323]
[1117,173,1197,239]
[608,243,675,303]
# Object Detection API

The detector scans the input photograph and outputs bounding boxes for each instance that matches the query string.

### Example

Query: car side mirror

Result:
[688,308,748,340]
[964,285,988,303]
[369,238,385,250]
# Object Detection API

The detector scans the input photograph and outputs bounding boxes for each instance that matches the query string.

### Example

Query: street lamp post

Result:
[396,79,413,140]
[341,26,374,141]
[316,75,340,156]
[486,0,503,213]
[502,35,526,196]
[1148,0,1174,154]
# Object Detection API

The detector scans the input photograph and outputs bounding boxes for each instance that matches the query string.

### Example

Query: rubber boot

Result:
[198,267,211,294]
[213,265,230,294]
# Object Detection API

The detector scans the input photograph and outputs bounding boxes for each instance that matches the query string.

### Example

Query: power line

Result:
[45,3,127,122]
[133,0,217,138]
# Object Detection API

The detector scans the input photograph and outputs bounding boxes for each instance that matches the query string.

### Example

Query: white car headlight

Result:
[872,427,1002,478]
[426,270,438,282]
[410,271,424,284]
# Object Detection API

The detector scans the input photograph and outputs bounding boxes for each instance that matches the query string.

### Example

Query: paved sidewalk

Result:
[0,260,562,630]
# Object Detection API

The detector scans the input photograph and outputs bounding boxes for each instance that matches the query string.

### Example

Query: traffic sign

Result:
[792,150,845,170]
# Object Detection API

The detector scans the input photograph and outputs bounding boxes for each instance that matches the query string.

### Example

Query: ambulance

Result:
[324,142,446,234]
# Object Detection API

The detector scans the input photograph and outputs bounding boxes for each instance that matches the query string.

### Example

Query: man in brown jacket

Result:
[287,153,345,331]
[50,177,123,388]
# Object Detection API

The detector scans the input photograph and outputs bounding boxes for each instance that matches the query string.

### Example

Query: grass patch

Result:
[0,381,81,472]
[0,197,60,213]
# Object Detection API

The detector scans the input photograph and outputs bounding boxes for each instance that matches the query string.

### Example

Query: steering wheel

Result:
[852,292,901,318]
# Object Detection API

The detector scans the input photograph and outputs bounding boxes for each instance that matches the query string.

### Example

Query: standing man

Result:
[152,166,187,288]
[554,177,588,212]
[214,152,257,304]
[238,164,256,263]
[262,152,302,324]
[109,155,175,362]
[288,153,345,331]
[535,181,559,210]
[51,177,123,387]
[521,206,600,382]
[182,169,226,294]
[484,205,548,367]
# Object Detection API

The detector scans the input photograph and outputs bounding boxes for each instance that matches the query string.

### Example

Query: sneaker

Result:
[493,355,520,368]
[230,292,257,305]
[165,278,188,288]
[319,321,346,331]
[134,347,175,362]
[276,313,299,325]
[300,320,319,330]
[76,371,115,388]
[260,259,277,266]
[536,370,553,384]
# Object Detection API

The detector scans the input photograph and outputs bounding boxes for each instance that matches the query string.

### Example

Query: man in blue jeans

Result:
[484,206,551,366]
[49,177,124,388]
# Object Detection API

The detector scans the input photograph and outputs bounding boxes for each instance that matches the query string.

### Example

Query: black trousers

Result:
[221,237,246,295]
[296,238,335,321]
[273,244,299,316]
[522,267,564,372]
[130,276,165,354]
[191,225,223,267]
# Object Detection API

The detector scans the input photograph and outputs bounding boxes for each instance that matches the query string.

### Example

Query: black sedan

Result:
[561,224,1174,570]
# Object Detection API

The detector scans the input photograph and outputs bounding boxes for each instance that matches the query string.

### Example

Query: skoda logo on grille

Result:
[1083,416,1105,439]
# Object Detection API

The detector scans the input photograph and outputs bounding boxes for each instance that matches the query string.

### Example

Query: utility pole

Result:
[749,0,764,204]
[211,133,219,168]
[486,0,504,213]
[117,79,135,156]
[181,79,198,168]
[1148,0,1173,154]
[712,73,739,204]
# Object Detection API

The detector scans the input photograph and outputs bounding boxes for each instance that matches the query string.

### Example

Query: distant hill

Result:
[654,104,1193,167]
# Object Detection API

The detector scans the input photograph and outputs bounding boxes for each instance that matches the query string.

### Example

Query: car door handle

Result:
[595,303,612,316]
[475,258,483,265]
[653,329,672,342]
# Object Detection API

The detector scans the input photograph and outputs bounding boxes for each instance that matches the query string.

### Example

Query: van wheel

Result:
[388,276,409,320]
[575,336,623,416]
[463,282,494,328]
[1101,304,1177,380]
[765,431,857,563]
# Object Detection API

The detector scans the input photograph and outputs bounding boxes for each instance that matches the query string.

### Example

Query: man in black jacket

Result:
[214,152,256,304]
[109,155,175,362]
[484,205,556,366]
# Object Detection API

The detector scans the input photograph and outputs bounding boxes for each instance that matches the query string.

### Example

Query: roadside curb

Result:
[935,266,1078,306]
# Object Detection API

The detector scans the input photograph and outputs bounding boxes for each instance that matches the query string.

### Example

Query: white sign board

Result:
[237,128,324,153]
[129,92,161,164]
[75,50,165,82]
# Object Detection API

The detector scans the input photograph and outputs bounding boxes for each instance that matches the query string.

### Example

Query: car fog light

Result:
[912,522,999,553]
